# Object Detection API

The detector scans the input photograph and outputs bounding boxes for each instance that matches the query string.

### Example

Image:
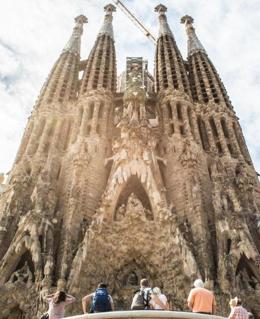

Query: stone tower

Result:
[0,4,259,319]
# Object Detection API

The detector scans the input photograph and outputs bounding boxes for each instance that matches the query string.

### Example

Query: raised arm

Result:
[212,296,216,315]
[110,300,115,311]
[187,290,194,311]
[44,294,54,303]
[82,294,92,314]
[65,294,76,305]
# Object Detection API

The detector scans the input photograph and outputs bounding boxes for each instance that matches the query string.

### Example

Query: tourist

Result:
[228,297,249,319]
[44,290,76,319]
[150,287,169,310]
[229,298,237,310]
[131,278,152,310]
[187,279,216,314]
[82,283,114,313]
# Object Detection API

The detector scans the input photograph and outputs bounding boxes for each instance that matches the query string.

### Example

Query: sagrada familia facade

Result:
[0,3,259,319]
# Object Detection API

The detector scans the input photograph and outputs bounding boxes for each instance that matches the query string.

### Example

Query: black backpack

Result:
[131,289,151,310]
[90,288,112,313]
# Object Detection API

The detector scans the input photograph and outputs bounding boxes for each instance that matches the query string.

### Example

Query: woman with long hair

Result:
[45,290,76,319]
[150,287,169,310]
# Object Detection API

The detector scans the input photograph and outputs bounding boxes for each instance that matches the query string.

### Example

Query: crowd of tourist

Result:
[41,278,252,319]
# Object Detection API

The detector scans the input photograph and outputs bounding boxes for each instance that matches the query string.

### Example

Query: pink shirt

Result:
[47,297,76,319]
[229,306,249,319]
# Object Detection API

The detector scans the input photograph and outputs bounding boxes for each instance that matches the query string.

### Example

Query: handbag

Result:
[40,313,49,319]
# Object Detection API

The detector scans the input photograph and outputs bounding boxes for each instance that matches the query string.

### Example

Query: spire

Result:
[181,15,205,56]
[154,4,190,95]
[181,15,232,108]
[98,4,116,39]
[35,15,87,108]
[154,4,173,38]
[80,4,117,94]
[63,15,88,55]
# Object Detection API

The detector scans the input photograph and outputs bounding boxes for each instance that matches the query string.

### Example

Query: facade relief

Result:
[0,4,259,319]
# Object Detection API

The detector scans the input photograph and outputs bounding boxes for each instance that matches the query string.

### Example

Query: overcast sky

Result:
[0,0,260,173]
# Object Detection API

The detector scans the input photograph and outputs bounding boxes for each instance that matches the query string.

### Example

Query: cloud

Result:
[0,0,259,173]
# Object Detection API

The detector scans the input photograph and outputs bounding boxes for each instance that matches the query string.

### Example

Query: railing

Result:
[66,310,226,319]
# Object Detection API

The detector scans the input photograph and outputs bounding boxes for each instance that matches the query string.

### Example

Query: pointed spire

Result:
[181,15,206,56]
[80,4,117,94]
[63,15,88,55]
[98,4,116,39]
[181,15,232,108]
[154,4,191,95]
[35,15,87,108]
[154,4,173,38]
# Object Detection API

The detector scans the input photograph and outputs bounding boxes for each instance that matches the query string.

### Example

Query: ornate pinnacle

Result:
[180,15,193,25]
[63,14,87,55]
[98,3,116,39]
[74,14,88,25]
[104,4,116,15]
[154,4,167,14]
[154,4,172,38]
[181,15,206,56]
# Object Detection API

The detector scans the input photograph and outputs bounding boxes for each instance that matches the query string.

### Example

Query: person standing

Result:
[187,279,216,315]
[150,287,169,310]
[45,290,76,319]
[82,283,114,314]
[131,278,152,310]
[228,298,249,319]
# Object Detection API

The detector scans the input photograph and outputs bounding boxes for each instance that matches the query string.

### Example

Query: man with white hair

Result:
[187,279,216,314]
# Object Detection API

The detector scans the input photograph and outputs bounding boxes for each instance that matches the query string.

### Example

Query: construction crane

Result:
[112,0,157,44]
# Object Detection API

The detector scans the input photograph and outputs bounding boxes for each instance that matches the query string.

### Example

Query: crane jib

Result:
[112,0,157,44]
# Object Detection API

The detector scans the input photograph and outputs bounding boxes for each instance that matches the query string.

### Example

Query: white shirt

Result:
[150,293,168,310]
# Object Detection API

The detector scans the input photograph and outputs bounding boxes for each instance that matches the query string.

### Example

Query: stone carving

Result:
[9,261,33,287]
[0,4,259,319]
[115,193,153,222]
[179,138,199,168]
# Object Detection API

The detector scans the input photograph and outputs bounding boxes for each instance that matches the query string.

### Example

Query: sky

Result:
[0,0,260,173]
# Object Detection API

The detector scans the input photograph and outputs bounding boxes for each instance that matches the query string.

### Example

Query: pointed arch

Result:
[1,243,36,285]
[8,250,35,284]
[0,229,42,285]
[236,253,260,284]
[115,175,152,212]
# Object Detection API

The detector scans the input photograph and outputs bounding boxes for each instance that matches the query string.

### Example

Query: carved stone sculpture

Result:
[0,4,259,319]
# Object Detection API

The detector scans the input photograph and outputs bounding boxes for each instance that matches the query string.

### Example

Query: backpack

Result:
[131,289,151,310]
[90,288,112,313]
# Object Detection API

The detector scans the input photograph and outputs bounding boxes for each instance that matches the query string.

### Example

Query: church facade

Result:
[0,4,259,318]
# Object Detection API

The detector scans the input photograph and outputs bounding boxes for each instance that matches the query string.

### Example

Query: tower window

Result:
[197,116,210,151]
[86,125,91,135]
[220,118,229,138]
[233,122,250,161]
[98,102,104,119]
[167,102,173,119]
[176,103,183,121]
[169,123,174,135]
[209,117,219,138]
[89,102,94,119]
[187,107,195,138]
